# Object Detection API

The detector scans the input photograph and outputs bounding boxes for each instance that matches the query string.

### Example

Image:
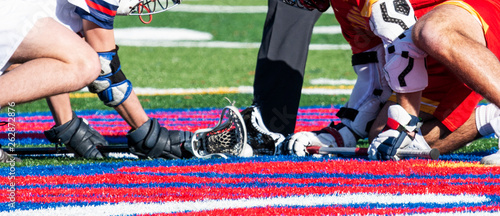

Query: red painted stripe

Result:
[142,205,500,216]
[117,160,500,176]
[3,174,499,195]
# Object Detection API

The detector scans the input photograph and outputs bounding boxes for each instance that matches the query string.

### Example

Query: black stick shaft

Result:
[3,145,130,155]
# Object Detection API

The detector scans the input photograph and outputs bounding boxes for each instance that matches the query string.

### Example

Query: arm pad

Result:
[384,27,428,93]
[369,0,416,44]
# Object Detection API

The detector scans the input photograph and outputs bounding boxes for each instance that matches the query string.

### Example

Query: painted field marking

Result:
[70,81,355,98]
[1,193,489,216]
[114,27,348,50]
[115,5,345,49]
[168,4,334,14]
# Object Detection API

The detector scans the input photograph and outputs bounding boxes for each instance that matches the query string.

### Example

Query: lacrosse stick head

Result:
[188,106,249,159]
[117,0,181,16]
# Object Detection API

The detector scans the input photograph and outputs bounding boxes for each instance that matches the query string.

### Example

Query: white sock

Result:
[475,104,500,136]
[489,117,500,150]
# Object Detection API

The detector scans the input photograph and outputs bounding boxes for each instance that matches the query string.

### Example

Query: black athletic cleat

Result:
[241,106,285,155]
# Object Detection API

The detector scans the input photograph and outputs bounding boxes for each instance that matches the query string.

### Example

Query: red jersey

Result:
[331,0,445,54]
[447,0,500,59]
[331,0,380,54]
[331,0,500,131]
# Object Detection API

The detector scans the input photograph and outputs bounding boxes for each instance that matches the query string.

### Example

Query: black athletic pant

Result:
[253,0,322,136]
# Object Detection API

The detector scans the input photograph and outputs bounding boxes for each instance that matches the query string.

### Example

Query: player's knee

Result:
[413,19,441,53]
[68,48,100,90]
[81,51,101,85]
[87,47,133,107]
[413,7,458,56]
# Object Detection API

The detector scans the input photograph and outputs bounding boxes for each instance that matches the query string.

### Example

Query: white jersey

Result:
[68,0,120,14]
[0,0,91,73]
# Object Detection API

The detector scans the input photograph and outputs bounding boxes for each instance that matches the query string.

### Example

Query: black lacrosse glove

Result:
[44,112,107,159]
[127,118,193,159]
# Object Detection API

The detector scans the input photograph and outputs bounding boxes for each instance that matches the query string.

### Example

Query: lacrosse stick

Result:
[306,146,440,160]
[3,145,130,155]
[117,0,182,24]
[187,106,247,159]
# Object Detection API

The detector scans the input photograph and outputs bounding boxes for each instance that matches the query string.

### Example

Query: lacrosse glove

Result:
[368,104,423,161]
[286,121,359,156]
[127,118,193,159]
[45,112,107,159]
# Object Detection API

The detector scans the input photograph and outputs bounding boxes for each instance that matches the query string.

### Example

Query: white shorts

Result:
[0,0,83,73]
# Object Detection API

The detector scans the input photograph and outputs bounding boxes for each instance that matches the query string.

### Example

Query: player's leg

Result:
[413,3,500,108]
[80,18,192,159]
[252,0,322,136]
[420,112,480,154]
[2,17,100,107]
[47,94,73,126]
[0,1,100,162]
[82,20,150,129]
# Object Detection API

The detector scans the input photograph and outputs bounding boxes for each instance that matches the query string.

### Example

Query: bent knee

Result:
[413,16,447,55]
[68,48,101,90]
[413,4,485,55]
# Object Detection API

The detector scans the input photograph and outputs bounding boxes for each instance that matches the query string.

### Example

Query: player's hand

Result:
[368,129,409,160]
[368,104,422,161]
[287,128,339,156]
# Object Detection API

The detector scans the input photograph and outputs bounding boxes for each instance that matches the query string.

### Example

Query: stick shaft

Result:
[306,146,439,160]
[396,148,440,160]
[306,146,367,156]
[3,145,130,155]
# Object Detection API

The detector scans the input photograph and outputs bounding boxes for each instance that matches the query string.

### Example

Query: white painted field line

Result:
[170,4,268,13]
[113,27,348,50]
[1,193,489,216]
[74,85,353,97]
[313,26,343,34]
[310,78,356,85]
[114,4,345,49]
[116,39,350,50]
[113,27,213,41]
[169,4,334,14]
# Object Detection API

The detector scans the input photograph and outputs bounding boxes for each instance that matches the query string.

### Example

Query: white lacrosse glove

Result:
[287,126,351,156]
[384,26,428,93]
[368,104,423,160]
